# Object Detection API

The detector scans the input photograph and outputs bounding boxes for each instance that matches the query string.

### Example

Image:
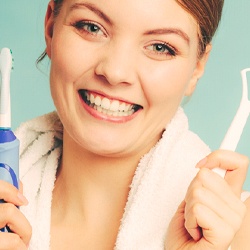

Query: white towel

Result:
[16,108,211,249]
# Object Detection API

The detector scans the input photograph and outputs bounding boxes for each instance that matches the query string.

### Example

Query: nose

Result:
[94,41,137,86]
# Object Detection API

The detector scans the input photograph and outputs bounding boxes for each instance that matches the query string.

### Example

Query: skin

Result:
[0,0,249,249]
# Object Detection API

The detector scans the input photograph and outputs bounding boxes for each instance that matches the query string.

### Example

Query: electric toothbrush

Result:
[213,68,250,178]
[0,48,19,197]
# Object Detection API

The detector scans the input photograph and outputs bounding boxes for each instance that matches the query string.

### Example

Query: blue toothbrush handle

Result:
[0,130,19,232]
[0,138,19,188]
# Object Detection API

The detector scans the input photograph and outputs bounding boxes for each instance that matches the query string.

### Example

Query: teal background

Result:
[0,1,249,190]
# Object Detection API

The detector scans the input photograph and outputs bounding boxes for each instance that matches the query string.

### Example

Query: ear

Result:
[185,44,212,96]
[45,1,56,59]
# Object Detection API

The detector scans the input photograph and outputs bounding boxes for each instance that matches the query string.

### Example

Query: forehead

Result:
[63,0,196,22]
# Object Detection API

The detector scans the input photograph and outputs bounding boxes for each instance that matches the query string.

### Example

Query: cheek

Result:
[50,22,95,82]
[50,30,102,89]
[49,41,78,114]
[142,61,195,107]
[50,37,80,82]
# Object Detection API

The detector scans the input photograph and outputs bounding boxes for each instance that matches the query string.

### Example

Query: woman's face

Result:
[45,0,209,157]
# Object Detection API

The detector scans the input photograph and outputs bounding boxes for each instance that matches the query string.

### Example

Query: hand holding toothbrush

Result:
[166,150,249,250]
[166,69,250,249]
[0,48,32,248]
[0,180,31,249]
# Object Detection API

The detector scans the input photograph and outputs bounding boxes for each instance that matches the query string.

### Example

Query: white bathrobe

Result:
[16,108,227,249]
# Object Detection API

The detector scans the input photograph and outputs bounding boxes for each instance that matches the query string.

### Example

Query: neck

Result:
[61,130,139,189]
[52,130,141,223]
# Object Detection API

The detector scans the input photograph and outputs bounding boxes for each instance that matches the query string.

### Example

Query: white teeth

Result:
[118,102,126,111]
[85,91,137,117]
[125,104,130,112]
[90,94,95,104]
[101,98,110,110]
[107,110,113,116]
[94,96,102,106]
[110,100,120,111]
[97,106,102,112]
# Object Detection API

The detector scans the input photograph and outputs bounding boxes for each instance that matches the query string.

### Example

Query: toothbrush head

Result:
[0,48,13,129]
[0,48,13,80]
[241,68,250,105]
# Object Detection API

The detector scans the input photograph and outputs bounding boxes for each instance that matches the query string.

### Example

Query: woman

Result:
[0,0,249,249]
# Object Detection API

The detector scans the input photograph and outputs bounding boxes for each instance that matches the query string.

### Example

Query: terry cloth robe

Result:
[16,108,238,249]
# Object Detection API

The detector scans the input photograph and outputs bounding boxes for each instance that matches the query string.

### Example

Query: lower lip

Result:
[78,94,141,123]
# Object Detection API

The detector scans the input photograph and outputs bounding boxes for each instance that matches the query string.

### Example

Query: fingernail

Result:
[196,157,208,168]
[17,192,28,205]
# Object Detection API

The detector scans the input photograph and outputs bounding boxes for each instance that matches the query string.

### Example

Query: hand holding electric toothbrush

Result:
[0,48,31,247]
[0,47,29,200]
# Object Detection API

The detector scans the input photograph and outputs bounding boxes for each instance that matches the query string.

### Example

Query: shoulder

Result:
[231,192,250,249]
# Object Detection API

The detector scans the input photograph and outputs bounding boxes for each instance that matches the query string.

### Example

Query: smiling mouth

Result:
[79,90,143,117]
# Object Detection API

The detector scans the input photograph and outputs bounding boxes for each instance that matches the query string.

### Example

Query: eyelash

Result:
[72,20,106,36]
[146,43,177,57]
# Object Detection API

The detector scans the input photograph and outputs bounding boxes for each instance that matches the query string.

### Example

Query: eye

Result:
[72,21,105,37]
[146,42,177,57]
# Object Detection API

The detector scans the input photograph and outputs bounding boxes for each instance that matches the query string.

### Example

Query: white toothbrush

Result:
[213,68,250,178]
[0,48,13,128]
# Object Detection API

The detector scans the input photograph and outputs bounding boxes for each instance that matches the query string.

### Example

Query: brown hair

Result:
[53,0,64,17]
[176,0,224,57]
[37,0,224,62]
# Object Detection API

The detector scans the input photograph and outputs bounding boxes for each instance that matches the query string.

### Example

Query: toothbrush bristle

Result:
[11,57,14,71]
[0,48,13,73]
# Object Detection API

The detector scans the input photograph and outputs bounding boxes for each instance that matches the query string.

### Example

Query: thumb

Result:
[196,150,249,196]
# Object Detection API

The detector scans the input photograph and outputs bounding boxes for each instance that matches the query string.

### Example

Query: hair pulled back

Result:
[176,0,224,56]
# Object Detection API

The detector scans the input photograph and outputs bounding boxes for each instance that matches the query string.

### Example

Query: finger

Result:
[196,150,249,196]
[184,211,202,242]
[185,203,234,249]
[185,181,245,235]
[0,232,27,250]
[0,180,28,206]
[0,203,32,246]
[186,168,246,219]
[196,150,249,172]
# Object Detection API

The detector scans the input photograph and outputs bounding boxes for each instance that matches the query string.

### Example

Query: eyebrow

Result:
[69,2,112,25]
[144,28,190,45]
[70,2,190,45]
